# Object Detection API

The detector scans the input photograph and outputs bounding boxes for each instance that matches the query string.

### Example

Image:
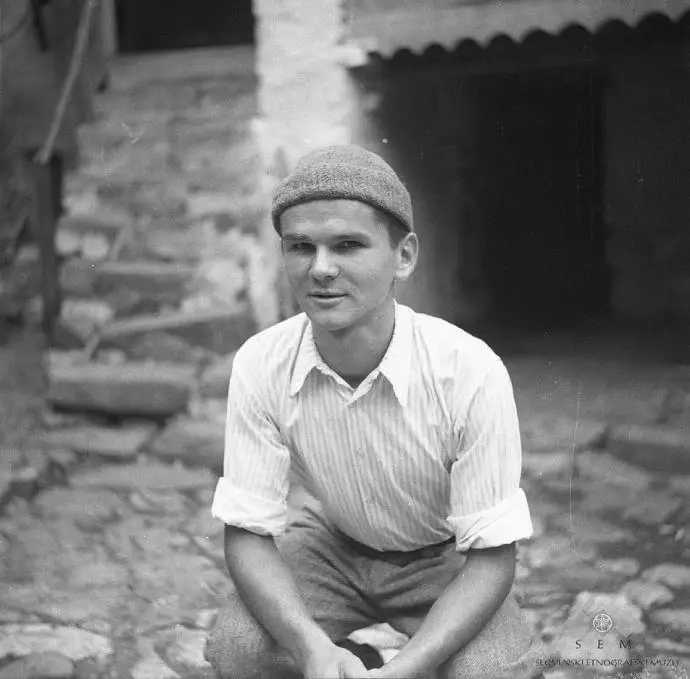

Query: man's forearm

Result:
[377,543,517,678]
[223,525,332,671]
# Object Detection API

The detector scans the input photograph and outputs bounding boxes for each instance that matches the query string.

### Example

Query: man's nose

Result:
[310,247,338,280]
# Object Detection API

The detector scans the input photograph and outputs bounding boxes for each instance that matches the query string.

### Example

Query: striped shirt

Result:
[211,302,533,552]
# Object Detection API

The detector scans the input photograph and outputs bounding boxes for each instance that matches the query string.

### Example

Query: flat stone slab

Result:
[642,563,690,590]
[127,332,211,364]
[568,591,645,637]
[60,260,98,298]
[622,494,683,525]
[199,352,235,399]
[648,609,690,635]
[0,652,74,679]
[96,308,256,356]
[38,424,158,459]
[520,414,607,453]
[551,514,636,544]
[648,637,690,654]
[620,580,675,611]
[34,488,127,523]
[578,483,639,513]
[549,592,643,666]
[348,624,409,652]
[127,488,190,516]
[609,423,690,473]
[669,475,690,497]
[0,624,112,662]
[544,561,626,593]
[69,460,214,492]
[47,361,196,417]
[154,628,215,679]
[599,558,640,577]
[58,212,133,237]
[130,653,179,679]
[94,260,194,298]
[60,260,193,310]
[523,534,598,570]
[575,451,652,491]
[521,451,573,481]
[148,418,224,473]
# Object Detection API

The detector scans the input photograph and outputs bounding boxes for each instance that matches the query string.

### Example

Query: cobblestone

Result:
[0,625,112,662]
[69,461,214,493]
[621,580,676,611]
[148,418,223,473]
[648,609,690,635]
[38,425,157,460]
[0,652,74,679]
[47,361,196,417]
[4,45,690,679]
[642,564,690,590]
[609,423,690,473]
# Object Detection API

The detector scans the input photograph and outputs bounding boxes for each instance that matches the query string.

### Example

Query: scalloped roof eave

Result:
[347,0,690,57]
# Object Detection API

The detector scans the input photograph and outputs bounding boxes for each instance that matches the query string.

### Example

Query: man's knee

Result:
[438,593,540,679]
[205,592,297,679]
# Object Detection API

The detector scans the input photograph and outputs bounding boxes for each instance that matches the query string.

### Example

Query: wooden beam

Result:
[27,154,63,341]
[100,0,118,57]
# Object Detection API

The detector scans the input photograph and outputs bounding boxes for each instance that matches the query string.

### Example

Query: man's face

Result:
[280,199,416,334]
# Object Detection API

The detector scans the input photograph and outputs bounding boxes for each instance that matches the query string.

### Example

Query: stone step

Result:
[58,212,134,237]
[60,259,194,304]
[37,424,158,460]
[95,307,256,356]
[47,360,197,417]
[148,417,224,474]
[107,45,256,92]
[93,78,256,122]
[56,212,135,261]
[199,352,236,399]
[69,459,215,492]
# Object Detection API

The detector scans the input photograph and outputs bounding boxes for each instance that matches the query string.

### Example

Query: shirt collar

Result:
[289,301,413,406]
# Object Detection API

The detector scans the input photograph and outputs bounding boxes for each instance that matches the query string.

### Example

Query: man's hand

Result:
[303,642,372,678]
[367,662,428,679]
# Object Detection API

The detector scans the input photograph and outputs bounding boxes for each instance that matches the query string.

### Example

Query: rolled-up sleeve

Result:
[211,343,290,537]
[447,359,533,552]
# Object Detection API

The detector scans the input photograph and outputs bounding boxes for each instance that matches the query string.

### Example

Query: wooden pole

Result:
[31,0,98,341]
[36,0,98,165]
[27,154,63,341]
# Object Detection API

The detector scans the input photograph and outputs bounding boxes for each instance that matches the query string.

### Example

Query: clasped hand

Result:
[304,645,426,679]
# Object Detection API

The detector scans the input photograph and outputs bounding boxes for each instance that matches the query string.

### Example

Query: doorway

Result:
[116,0,255,53]
[474,67,608,329]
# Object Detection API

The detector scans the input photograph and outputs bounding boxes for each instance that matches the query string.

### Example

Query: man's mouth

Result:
[309,292,345,298]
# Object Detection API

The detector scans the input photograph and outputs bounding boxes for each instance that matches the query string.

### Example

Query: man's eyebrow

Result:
[281,233,311,242]
[281,231,371,242]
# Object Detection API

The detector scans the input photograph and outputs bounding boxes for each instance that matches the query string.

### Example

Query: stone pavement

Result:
[0,323,689,679]
[2,40,690,679]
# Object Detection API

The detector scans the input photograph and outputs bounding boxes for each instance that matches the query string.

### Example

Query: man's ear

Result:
[395,232,419,283]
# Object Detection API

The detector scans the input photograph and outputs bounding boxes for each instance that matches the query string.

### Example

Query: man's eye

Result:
[289,242,311,252]
[337,241,362,250]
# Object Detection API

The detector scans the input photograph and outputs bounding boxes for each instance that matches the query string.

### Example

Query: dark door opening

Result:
[116,0,255,53]
[475,67,608,330]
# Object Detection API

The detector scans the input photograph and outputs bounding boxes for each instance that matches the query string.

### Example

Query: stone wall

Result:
[63,47,277,334]
[604,45,690,324]
[34,48,276,468]
[252,0,367,318]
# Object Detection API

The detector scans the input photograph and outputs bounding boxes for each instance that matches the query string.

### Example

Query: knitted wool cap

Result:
[271,145,413,233]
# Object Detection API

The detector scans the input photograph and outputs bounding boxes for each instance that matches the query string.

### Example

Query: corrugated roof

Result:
[346,0,690,56]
